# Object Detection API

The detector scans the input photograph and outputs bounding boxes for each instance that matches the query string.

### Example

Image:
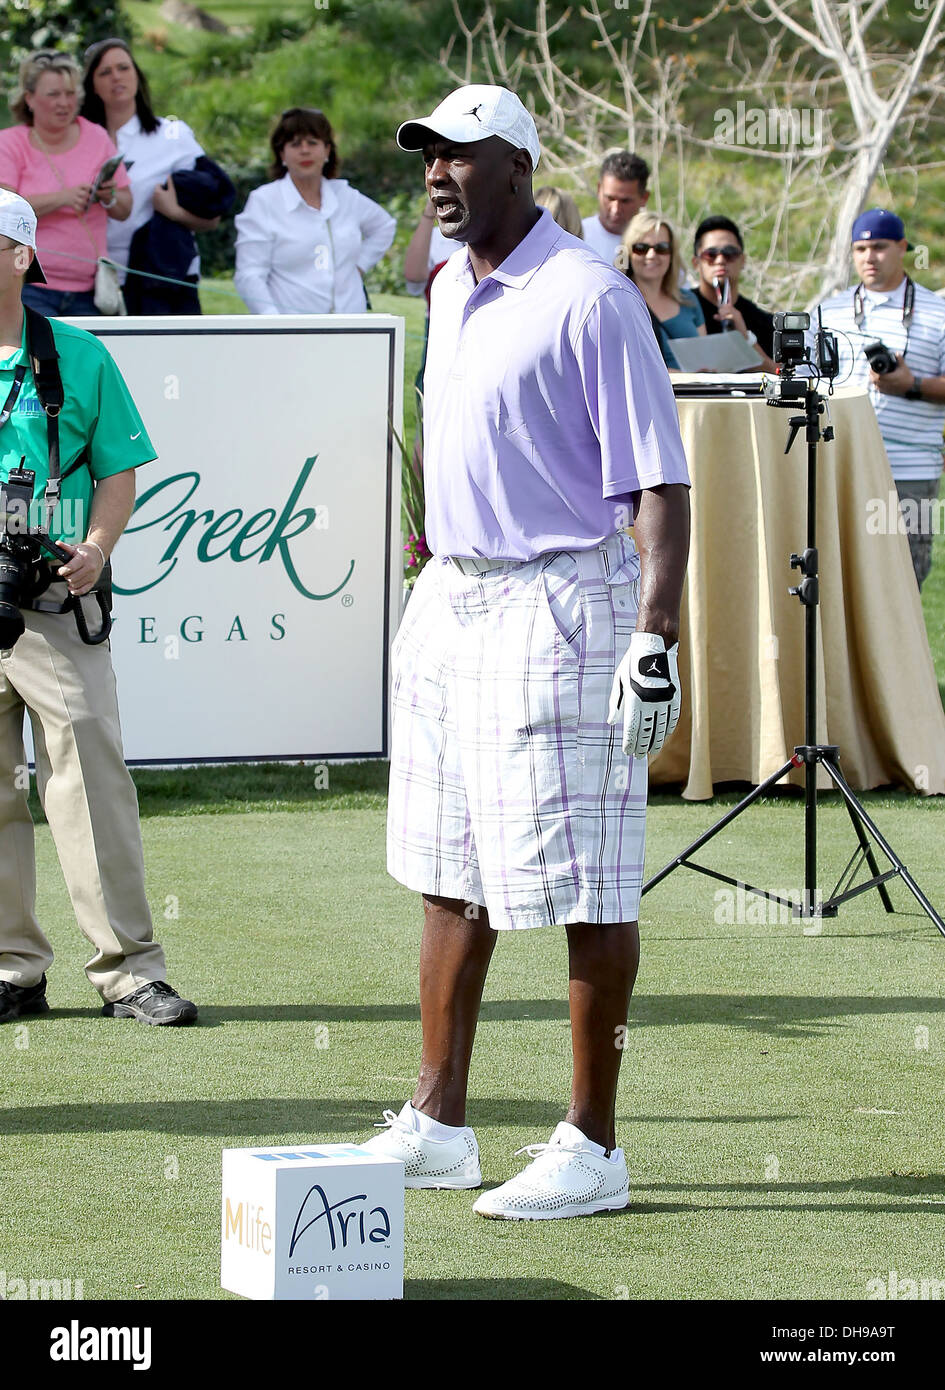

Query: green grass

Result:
[4,768,945,1301]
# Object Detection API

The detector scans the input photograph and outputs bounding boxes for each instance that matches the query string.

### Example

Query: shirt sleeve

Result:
[573,284,691,497]
[85,341,157,480]
[233,188,280,315]
[352,191,396,273]
[0,128,25,193]
[165,119,206,175]
[683,292,704,333]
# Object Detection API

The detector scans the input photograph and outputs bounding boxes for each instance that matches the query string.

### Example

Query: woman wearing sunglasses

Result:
[616,211,704,371]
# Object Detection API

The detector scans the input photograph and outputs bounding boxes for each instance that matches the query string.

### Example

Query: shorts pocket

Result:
[538,557,584,663]
[605,547,641,618]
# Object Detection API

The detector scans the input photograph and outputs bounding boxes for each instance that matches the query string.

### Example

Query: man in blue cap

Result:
[816,208,945,588]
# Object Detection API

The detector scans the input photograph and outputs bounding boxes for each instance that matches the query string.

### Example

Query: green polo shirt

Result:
[0,316,156,544]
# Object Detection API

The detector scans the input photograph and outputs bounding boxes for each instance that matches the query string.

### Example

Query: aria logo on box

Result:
[289,1185,391,1257]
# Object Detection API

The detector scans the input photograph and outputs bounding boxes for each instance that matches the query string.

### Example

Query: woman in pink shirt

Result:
[0,50,131,316]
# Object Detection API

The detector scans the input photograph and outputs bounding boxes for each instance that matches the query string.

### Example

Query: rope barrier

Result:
[31,246,430,337]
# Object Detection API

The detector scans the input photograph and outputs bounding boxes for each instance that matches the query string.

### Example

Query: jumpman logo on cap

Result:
[464,104,484,120]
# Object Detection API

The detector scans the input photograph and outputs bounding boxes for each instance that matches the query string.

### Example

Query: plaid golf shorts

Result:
[387,531,647,930]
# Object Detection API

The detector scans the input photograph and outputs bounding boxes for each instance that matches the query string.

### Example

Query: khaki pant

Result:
[0,586,166,1002]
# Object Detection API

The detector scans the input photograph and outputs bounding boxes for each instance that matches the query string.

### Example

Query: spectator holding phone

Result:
[82,38,230,314]
[0,51,130,317]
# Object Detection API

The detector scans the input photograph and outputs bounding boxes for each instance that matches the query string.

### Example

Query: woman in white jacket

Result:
[235,107,395,314]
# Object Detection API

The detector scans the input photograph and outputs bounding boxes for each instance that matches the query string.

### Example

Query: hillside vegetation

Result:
[3,1,943,301]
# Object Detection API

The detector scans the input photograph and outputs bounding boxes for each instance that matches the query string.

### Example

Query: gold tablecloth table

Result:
[649,385,945,799]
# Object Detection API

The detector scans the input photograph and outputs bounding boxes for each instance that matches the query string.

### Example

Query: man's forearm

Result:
[910,373,945,403]
[86,469,137,556]
[632,483,691,646]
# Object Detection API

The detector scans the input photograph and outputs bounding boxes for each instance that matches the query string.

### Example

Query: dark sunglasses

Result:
[697,244,742,262]
[83,37,131,63]
[631,241,671,256]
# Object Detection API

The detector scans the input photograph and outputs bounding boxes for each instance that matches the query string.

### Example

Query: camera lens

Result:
[0,552,26,649]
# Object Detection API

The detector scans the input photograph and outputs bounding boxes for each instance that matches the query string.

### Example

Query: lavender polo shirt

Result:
[422,207,690,559]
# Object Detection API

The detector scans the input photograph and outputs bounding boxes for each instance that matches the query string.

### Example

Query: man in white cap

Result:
[0,190,197,1026]
[362,88,690,1219]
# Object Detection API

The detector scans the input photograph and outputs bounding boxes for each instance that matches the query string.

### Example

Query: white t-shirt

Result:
[580,215,622,266]
[405,224,455,295]
[109,114,205,280]
[233,175,396,315]
[817,277,945,481]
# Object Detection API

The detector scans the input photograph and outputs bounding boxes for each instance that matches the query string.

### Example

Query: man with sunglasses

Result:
[691,216,776,372]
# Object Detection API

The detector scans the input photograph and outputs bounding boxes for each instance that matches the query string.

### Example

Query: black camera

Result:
[863,340,898,375]
[0,467,105,649]
[772,312,810,369]
[0,468,65,647]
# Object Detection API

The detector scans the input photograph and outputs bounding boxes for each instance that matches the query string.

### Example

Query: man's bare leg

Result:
[411,894,498,1127]
[565,920,640,1150]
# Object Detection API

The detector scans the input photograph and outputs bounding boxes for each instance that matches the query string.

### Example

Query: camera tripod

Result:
[643,378,945,934]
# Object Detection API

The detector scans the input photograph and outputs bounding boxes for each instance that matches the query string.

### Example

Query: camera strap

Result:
[0,366,27,431]
[853,276,914,351]
[23,306,64,530]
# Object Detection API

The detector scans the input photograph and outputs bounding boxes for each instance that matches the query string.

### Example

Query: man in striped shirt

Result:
[816,209,945,588]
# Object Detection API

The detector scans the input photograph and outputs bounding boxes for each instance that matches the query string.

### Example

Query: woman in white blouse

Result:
[82,38,221,314]
[235,107,395,314]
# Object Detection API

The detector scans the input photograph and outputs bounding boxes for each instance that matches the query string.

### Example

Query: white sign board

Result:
[80,314,403,763]
[221,1144,405,1301]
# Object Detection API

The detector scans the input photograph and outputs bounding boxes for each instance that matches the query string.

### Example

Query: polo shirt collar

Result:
[864,277,907,307]
[117,114,142,140]
[280,174,338,218]
[447,207,562,292]
[0,318,28,370]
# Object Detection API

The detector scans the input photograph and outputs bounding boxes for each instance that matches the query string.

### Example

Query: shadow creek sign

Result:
[85,315,403,763]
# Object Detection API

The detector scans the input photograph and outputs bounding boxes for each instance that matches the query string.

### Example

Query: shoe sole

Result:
[474,1195,629,1220]
[405,1174,482,1190]
[0,997,49,1024]
[102,1004,198,1026]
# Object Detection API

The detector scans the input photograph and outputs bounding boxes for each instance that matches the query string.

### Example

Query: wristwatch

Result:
[904,377,923,401]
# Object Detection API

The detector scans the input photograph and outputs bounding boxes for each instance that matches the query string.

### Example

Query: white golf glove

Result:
[607,632,681,758]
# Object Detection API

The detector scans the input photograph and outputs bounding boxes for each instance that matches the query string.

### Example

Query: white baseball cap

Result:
[397,84,541,172]
[0,189,46,283]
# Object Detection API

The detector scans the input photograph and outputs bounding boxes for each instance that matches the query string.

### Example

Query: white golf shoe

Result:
[360,1103,482,1189]
[473,1121,629,1220]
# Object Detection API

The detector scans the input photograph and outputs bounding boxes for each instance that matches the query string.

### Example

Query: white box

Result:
[221,1144,404,1301]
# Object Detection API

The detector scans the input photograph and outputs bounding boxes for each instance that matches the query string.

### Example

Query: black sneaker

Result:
[102,980,198,1026]
[0,975,49,1024]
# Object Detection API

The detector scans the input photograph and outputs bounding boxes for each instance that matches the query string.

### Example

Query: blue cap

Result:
[851,208,907,244]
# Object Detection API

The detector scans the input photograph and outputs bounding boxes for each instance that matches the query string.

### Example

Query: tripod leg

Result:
[837,784,895,913]
[643,757,798,894]
[821,759,945,937]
